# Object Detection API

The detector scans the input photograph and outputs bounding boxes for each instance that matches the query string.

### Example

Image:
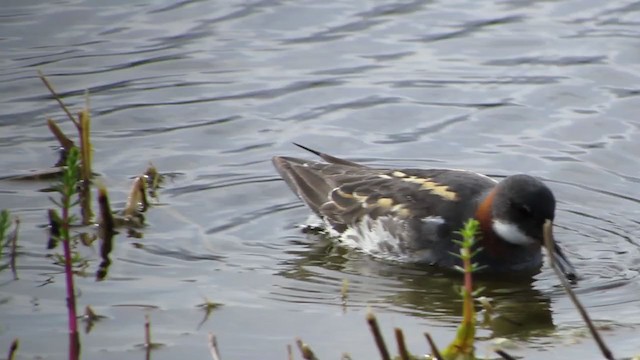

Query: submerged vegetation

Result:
[0,209,19,280]
[0,71,625,360]
[0,211,11,261]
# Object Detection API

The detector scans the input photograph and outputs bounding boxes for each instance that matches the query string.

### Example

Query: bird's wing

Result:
[273,156,464,232]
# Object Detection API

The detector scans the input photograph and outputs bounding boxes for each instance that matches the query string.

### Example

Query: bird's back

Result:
[273,154,498,264]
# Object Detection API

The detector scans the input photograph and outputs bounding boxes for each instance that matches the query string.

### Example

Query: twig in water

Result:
[295,338,318,360]
[341,278,349,309]
[495,349,517,360]
[208,333,221,360]
[394,328,410,360]
[543,220,614,360]
[47,118,75,152]
[424,333,443,360]
[83,305,105,333]
[9,217,19,280]
[366,310,390,360]
[145,314,151,360]
[38,70,79,127]
[77,109,92,224]
[124,176,148,219]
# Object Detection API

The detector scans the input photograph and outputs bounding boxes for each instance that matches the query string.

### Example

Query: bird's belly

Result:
[325,215,441,263]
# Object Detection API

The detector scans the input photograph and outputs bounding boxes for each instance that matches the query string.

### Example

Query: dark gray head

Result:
[491,174,576,280]
[492,174,555,246]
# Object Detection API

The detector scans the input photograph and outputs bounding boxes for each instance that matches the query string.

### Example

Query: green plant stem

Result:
[443,219,479,359]
[462,247,474,333]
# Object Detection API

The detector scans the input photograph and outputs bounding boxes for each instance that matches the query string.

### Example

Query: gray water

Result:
[1,0,640,359]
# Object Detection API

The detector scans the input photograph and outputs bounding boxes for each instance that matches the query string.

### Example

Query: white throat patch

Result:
[492,220,536,246]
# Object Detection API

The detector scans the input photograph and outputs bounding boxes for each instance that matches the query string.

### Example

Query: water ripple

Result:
[2,0,640,358]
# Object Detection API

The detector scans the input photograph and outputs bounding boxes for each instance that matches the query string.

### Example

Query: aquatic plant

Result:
[78,107,93,225]
[0,209,19,279]
[81,305,106,334]
[34,70,169,360]
[49,146,82,360]
[296,338,319,360]
[95,186,115,281]
[7,339,18,360]
[144,163,162,200]
[0,210,11,261]
[39,71,93,225]
[341,278,349,309]
[441,218,482,360]
[145,315,152,360]
[208,333,222,360]
[38,71,161,282]
[140,314,164,359]
[196,298,224,329]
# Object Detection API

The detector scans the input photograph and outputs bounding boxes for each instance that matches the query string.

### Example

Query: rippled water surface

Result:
[2,0,640,359]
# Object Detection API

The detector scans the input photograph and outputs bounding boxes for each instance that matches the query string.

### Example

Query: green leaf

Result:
[470,248,484,259]
[48,197,63,208]
[472,287,485,297]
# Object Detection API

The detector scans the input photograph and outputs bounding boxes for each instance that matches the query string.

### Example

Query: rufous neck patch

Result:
[474,188,503,257]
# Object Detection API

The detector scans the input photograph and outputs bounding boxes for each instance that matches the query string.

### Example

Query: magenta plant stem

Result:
[62,204,80,360]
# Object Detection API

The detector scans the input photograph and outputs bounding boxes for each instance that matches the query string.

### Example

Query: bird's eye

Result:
[512,202,532,217]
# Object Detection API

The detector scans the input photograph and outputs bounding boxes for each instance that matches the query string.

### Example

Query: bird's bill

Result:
[553,242,577,282]
[543,219,577,282]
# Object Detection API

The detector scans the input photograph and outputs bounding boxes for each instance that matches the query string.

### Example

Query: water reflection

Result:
[277,235,556,339]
